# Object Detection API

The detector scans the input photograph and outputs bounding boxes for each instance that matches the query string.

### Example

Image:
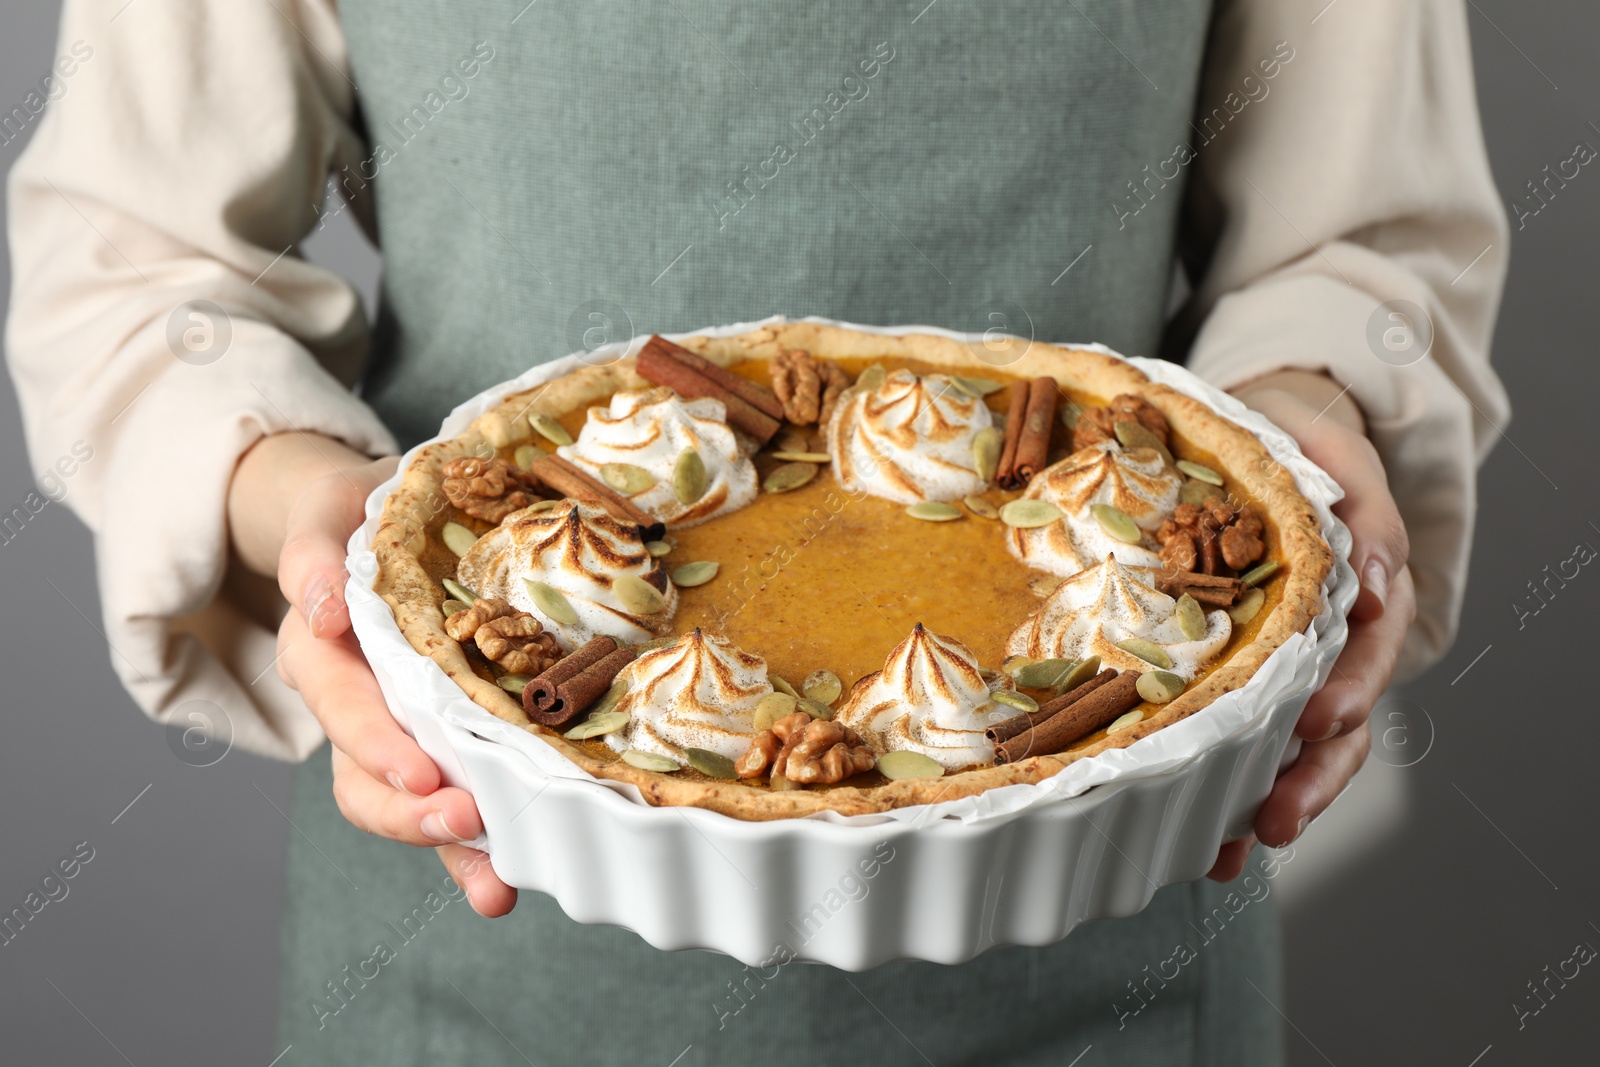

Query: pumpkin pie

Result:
[371,322,1332,820]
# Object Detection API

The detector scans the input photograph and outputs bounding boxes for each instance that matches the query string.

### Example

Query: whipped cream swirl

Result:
[1007,442,1183,577]
[456,499,677,649]
[827,370,994,504]
[1005,555,1230,680]
[558,389,758,527]
[604,630,772,761]
[837,624,1010,770]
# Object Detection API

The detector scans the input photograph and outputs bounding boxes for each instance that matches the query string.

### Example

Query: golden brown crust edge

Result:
[371,323,1334,822]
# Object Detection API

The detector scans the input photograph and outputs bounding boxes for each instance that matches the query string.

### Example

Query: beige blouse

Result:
[5,0,1509,760]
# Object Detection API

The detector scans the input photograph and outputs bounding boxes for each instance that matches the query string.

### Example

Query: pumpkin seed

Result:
[1011,658,1076,689]
[964,495,999,519]
[1240,560,1281,587]
[1175,593,1207,641]
[769,772,803,791]
[1028,573,1063,598]
[1059,401,1083,430]
[441,598,471,617]
[876,750,942,781]
[441,521,478,558]
[754,692,798,731]
[1114,421,1174,465]
[443,578,479,604]
[906,501,962,522]
[1228,587,1265,625]
[670,560,719,588]
[673,448,708,505]
[645,539,674,557]
[802,669,843,706]
[634,635,680,654]
[621,749,680,772]
[1176,459,1223,486]
[1057,655,1101,692]
[1114,637,1173,670]
[528,498,565,513]
[797,697,836,721]
[763,462,817,493]
[855,364,887,391]
[771,675,800,700]
[563,710,630,740]
[1179,479,1217,506]
[513,444,540,470]
[524,579,578,626]
[1000,655,1036,678]
[601,462,656,496]
[529,412,573,446]
[972,426,1003,483]
[613,574,668,615]
[683,747,738,779]
[769,451,831,463]
[497,674,531,695]
[1106,709,1146,734]
[774,429,811,453]
[1091,503,1142,544]
[999,499,1063,528]
[991,690,1039,713]
[589,678,630,719]
[1136,671,1185,704]
[952,375,1004,397]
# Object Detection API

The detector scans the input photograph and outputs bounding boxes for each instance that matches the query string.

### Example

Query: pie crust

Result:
[371,322,1333,820]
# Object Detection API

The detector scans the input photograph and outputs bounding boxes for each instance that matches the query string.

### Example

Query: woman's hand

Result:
[230,432,517,916]
[1206,371,1417,882]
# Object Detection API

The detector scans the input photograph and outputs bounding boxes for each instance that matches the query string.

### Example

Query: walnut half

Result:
[770,349,851,426]
[735,711,875,785]
[1156,497,1266,576]
[441,456,546,524]
[444,597,562,675]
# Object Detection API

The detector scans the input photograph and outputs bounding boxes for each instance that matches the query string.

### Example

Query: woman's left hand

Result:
[1206,371,1417,882]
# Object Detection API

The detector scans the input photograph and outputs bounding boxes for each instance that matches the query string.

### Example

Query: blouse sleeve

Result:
[1171,0,1511,680]
[4,0,397,759]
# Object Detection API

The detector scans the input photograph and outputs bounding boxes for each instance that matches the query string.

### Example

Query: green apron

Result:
[278,2,1287,1061]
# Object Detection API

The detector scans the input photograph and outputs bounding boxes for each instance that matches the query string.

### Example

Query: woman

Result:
[7,0,1505,1062]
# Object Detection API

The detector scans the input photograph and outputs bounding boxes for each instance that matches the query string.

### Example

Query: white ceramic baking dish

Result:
[347,317,1357,971]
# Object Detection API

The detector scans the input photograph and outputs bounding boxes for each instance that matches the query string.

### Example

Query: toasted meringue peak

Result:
[558,389,758,527]
[1005,555,1230,680]
[828,370,994,504]
[604,629,772,760]
[838,623,1009,769]
[1006,442,1182,577]
[456,499,677,649]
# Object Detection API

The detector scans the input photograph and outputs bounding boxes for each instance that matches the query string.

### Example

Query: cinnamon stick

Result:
[639,335,785,420]
[984,668,1117,745]
[524,637,635,726]
[995,380,1029,489]
[1011,378,1059,487]
[993,670,1143,764]
[1153,568,1244,606]
[526,454,666,541]
[636,336,782,444]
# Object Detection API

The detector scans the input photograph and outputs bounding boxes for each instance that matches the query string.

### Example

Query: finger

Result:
[1305,433,1409,623]
[1255,722,1371,848]
[1206,836,1257,883]
[278,607,442,796]
[437,844,518,918]
[329,747,482,845]
[278,458,398,639]
[1294,566,1417,742]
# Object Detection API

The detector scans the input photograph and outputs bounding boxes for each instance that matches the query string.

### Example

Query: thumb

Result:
[278,458,398,638]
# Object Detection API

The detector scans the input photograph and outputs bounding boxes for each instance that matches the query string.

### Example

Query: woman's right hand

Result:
[232,432,517,916]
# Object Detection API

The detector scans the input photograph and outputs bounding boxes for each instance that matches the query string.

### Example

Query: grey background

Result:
[1,3,1595,1064]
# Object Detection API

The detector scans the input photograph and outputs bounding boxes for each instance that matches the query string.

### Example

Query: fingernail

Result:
[1316,722,1343,742]
[421,810,467,843]
[386,771,412,796]
[1362,559,1389,610]
[1292,816,1308,842]
[304,575,338,637]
